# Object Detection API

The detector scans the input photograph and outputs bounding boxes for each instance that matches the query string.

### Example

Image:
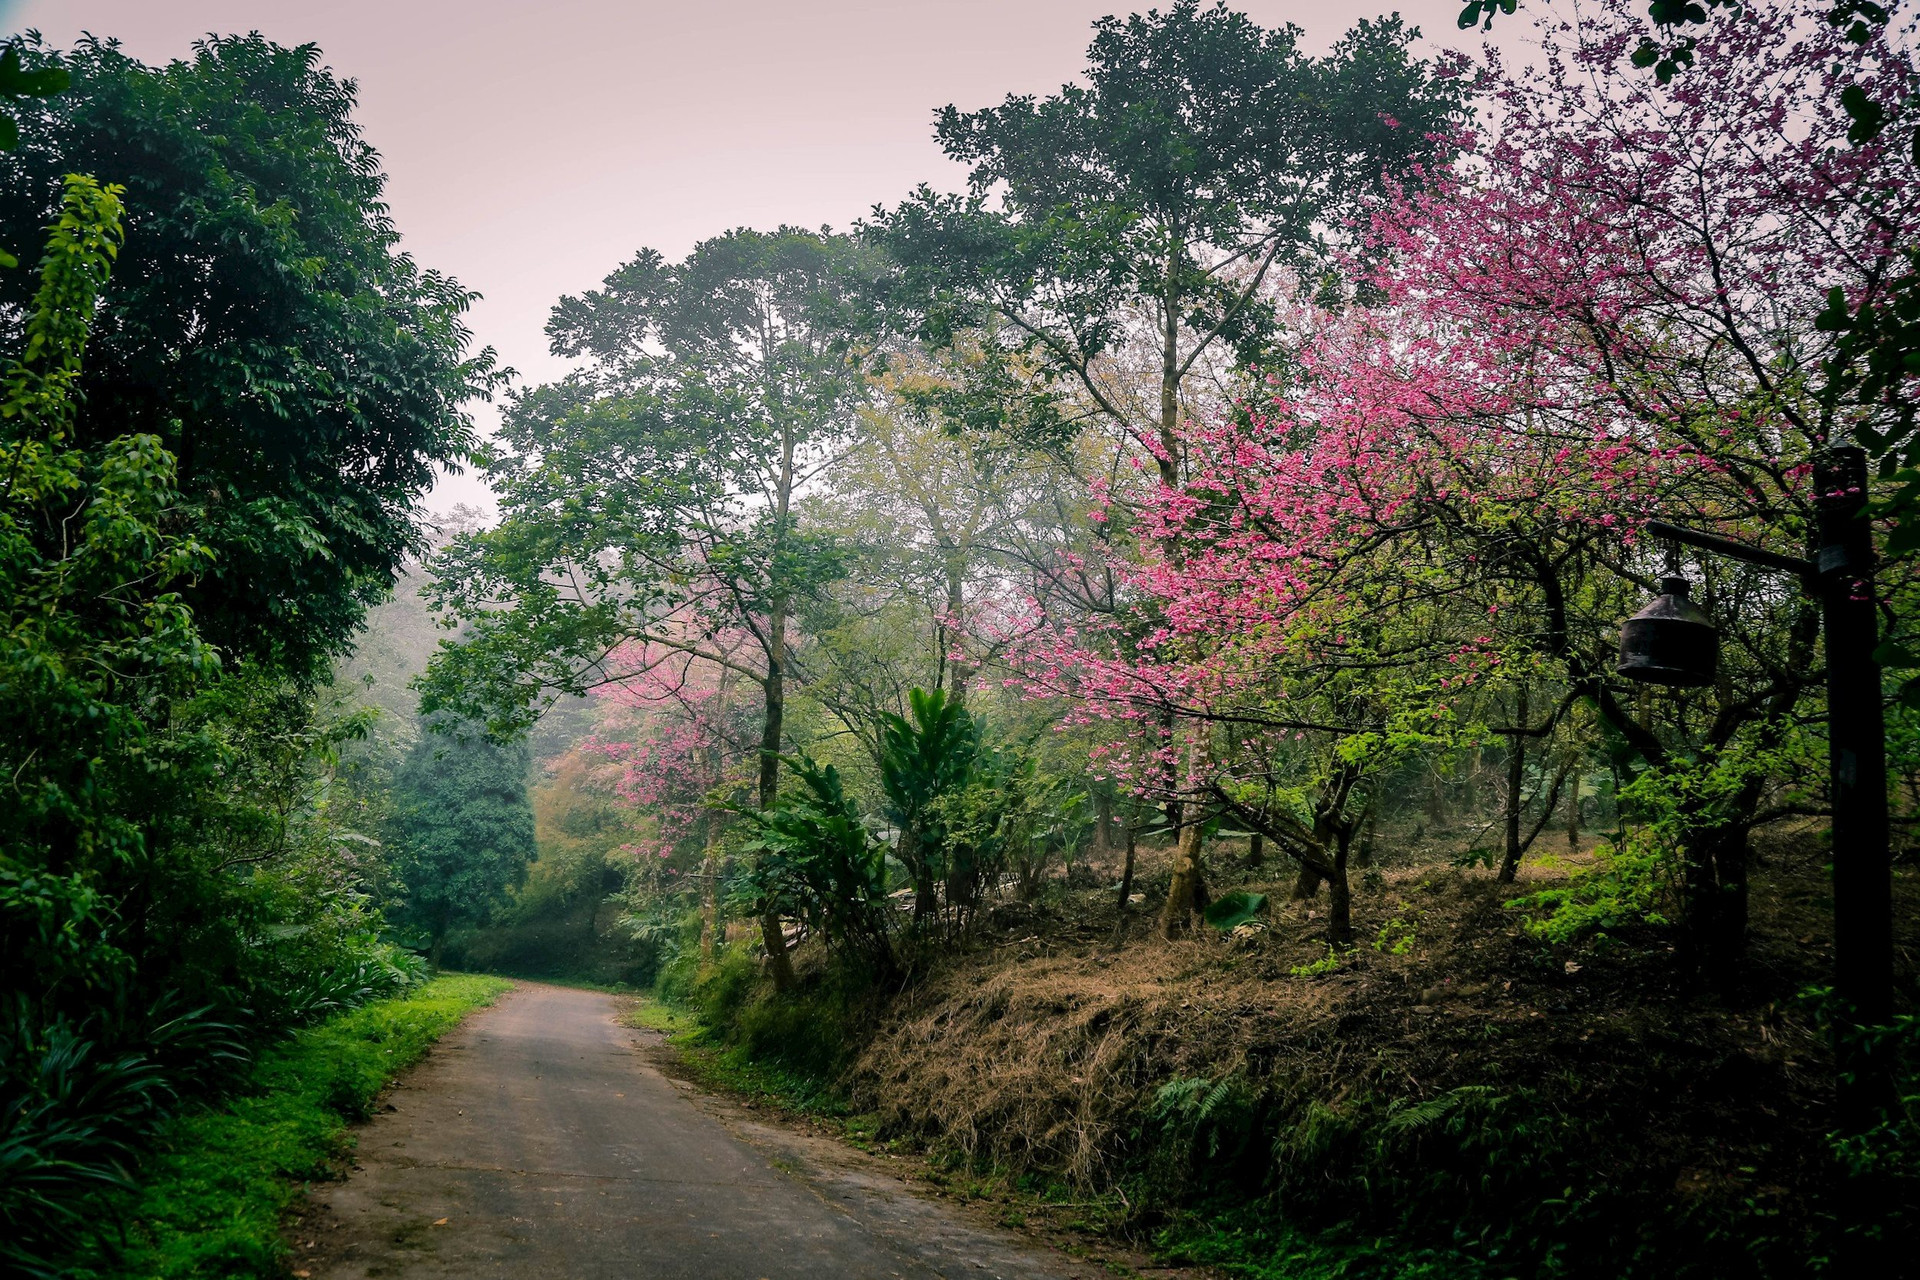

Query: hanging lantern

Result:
[1617,575,1718,688]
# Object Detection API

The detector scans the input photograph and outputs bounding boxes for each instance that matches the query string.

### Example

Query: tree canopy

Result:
[0,34,498,679]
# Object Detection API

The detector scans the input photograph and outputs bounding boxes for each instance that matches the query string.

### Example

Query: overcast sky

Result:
[6,0,1497,511]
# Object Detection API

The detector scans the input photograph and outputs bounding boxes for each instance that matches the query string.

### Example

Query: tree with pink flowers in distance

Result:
[1004,366,1484,947]
[588,639,761,959]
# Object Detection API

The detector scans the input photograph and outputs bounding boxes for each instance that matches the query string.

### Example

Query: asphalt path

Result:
[298,982,1115,1280]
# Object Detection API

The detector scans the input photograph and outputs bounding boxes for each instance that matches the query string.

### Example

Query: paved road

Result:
[300,983,1110,1280]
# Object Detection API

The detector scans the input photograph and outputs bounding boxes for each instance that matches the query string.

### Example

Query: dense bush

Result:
[0,41,488,1262]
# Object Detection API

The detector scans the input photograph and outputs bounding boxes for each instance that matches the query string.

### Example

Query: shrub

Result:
[0,1001,246,1279]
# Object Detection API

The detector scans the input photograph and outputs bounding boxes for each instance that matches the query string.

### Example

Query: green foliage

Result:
[0,36,68,265]
[1157,1210,1493,1280]
[64,974,507,1280]
[1204,891,1269,932]
[0,1003,244,1279]
[727,972,871,1082]
[879,686,983,912]
[735,755,895,974]
[420,226,869,737]
[1289,946,1344,978]
[930,740,1089,905]
[0,33,503,1277]
[388,725,537,955]
[0,173,216,1009]
[1152,1074,1259,1166]
[1803,987,1919,1248]
[1509,829,1675,945]
[0,34,497,679]
[1373,914,1417,955]
[659,945,762,1031]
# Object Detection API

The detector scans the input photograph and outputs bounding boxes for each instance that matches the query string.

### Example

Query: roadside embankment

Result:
[69,973,510,1280]
[665,843,1918,1279]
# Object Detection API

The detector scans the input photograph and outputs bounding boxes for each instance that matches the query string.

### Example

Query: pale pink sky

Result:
[8,0,1496,509]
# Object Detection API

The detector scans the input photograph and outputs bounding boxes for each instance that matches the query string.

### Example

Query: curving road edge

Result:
[292,981,1136,1280]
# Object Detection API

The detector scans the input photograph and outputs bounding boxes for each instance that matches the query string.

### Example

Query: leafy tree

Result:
[878,686,982,919]
[0,34,498,679]
[421,227,876,987]
[0,37,68,267]
[389,726,537,967]
[871,1,1463,476]
[870,2,1464,927]
[0,171,216,1002]
[736,755,895,978]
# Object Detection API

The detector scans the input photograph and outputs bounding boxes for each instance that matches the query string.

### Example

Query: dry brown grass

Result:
[849,827,1916,1215]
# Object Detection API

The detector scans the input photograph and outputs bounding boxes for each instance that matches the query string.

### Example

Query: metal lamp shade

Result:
[1618,577,1718,688]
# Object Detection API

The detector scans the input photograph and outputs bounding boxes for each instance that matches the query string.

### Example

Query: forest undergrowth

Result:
[65,974,509,1280]
[657,833,1918,1280]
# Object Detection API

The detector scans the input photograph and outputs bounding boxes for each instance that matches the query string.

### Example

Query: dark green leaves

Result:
[0,38,69,154]
[1840,83,1887,146]
[1828,0,1891,44]
[389,724,536,944]
[1202,890,1268,931]
[734,754,895,971]
[1457,1,1518,33]
[0,34,498,679]
[0,38,71,266]
[879,686,982,828]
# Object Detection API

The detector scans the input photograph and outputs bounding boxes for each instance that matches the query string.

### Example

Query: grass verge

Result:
[74,973,511,1280]
[622,995,854,1122]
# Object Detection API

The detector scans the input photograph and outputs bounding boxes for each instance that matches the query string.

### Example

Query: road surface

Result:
[297,982,1121,1280]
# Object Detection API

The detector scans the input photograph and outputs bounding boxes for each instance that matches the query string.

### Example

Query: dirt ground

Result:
[288,982,1166,1279]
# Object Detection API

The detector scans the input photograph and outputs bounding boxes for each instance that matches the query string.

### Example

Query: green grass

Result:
[1154,1211,1493,1280]
[74,973,511,1280]
[623,994,854,1119]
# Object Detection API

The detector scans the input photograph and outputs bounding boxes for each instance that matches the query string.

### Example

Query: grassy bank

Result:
[642,843,1917,1280]
[625,988,855,1121]
[73,973,511,1280]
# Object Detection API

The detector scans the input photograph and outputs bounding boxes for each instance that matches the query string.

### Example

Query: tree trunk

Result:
[1116,822,1138,913]
[1328,829,1355,950]
[1093,788,1115,858]
[700,815,722,962]
[944,557,968,706]
[902,827,938,921]
[1160,818,1210,938]
[1247,831,1265,871]
[1291,862,1322,900]
[1684,800,1757,971]
[1567,768,1581,852]
[1498,688,1529,884]
[429,925,447,973]
[1709,824,1750,960]
[757,598,796,991]
[1356,806,1378,869]
[1155,706,1182,834]
[758,912,794,985]
[1159,738,1210,937]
